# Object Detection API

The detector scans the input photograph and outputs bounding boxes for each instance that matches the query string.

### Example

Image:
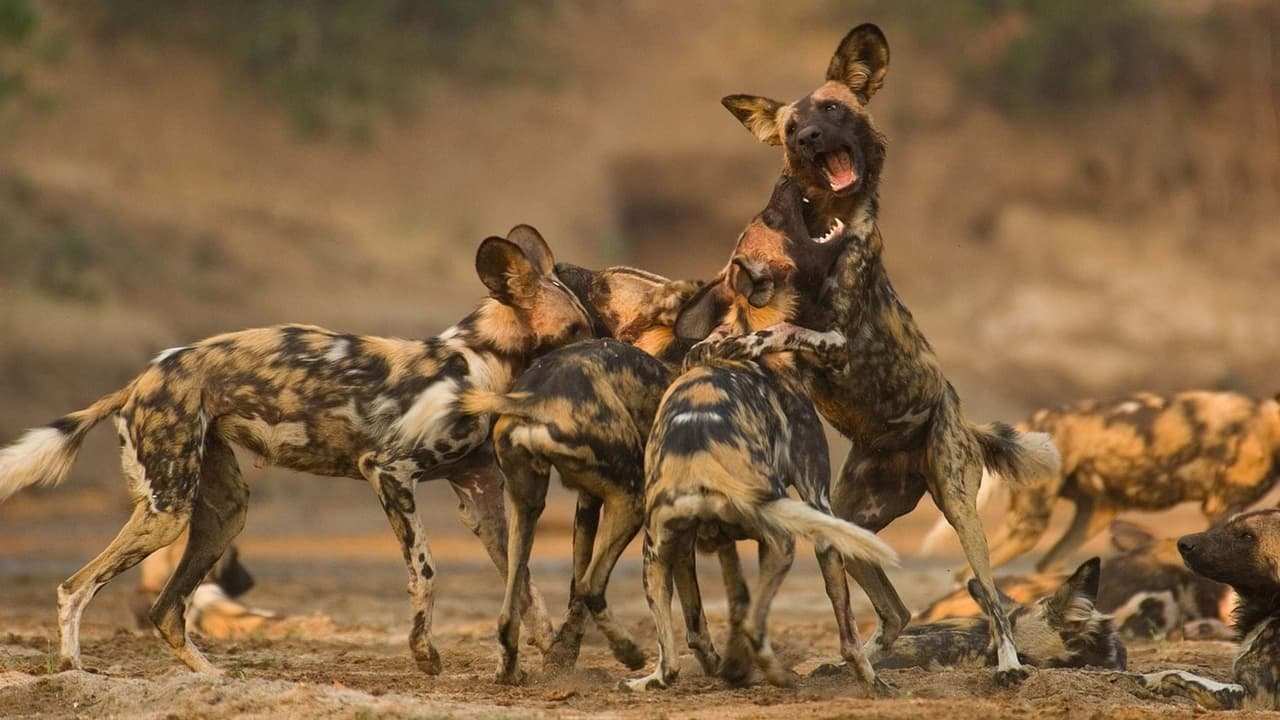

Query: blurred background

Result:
[0,1,1278,577]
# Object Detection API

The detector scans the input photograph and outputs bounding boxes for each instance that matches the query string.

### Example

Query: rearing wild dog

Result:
[709,23,1061,683]
[0,226,588,676]
[626,229,897,693]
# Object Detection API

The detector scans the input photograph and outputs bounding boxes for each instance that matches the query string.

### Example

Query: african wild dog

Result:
[916,521,1235,641]
[876,559,1126,672]
[1174,509,1280,709]
[0,226,588,676]
[462,177,859,685]
[922,390,1280,576]
[624,201,897,694]
[707,24,1061,683]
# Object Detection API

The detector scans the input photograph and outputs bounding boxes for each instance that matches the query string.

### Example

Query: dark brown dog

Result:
[707,24,1060,683]
[0,226,587,675]
[923,391,1280,575]
[879,559,1125,672]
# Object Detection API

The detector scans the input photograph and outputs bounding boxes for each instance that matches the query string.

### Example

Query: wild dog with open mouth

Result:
[916,521,1235,641]
[708,24,1060,683]
[463,177,860,685]
[624,201,897,693]
[1174,509,1280,709]
[877,558,1126,672]
[921,390,1280,576]
[131,535,282,639]
[0,226,588,676]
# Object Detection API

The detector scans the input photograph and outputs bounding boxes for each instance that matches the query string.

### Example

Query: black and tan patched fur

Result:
[0,225,589,677]
[880,559,1125,672]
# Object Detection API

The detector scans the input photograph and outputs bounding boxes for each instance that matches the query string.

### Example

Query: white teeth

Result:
[813,218,844,243]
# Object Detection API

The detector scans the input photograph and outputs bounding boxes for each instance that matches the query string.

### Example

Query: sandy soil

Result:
[0,478,1270,720]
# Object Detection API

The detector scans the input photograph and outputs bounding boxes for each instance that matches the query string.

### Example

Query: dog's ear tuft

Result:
[722,94,786,146]
[730,258,774,308]
[476,237,537,302]
[675,280,730,342]
[1110,520,1156,554]
[1051,557,1102,619]
[826,23,890,102]
[505,224,555,276]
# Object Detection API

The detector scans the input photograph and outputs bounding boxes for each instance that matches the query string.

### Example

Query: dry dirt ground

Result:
[1,472,1270,720]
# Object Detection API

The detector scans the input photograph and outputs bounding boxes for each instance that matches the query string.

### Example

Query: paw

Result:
[871,675,899,698]
[494,665,528,686]
[763,667,799,688]
[542,636,582,674]
[619,674,668,692]
[994,665,1032,687]
[718,654,753,686]
[693,649,722,676]
[57,656,83,673]
[610,640,647,671]
[414,646,443,675]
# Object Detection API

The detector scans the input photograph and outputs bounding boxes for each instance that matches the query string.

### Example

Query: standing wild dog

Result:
[877,559,1126,672]
[708,23,1061,683]
[921,391,1280,575]
[0,226,587,676]
[628,306,897,692]
[917,521,1234,641]
[464,177,860,685]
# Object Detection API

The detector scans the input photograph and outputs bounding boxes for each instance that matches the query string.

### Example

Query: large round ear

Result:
[730,258,774,308]
[675,279,730,342]
[826,23,890,102]
[1109,520,1156,554]
[476,237,536,301]
[722,94,786,146]
[1050,557,1102,616]
[505,224,555,276]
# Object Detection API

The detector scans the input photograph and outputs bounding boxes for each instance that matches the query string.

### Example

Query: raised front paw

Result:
[994,664,1032,687]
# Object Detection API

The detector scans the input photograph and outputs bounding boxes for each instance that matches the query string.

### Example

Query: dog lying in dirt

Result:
[624,249,897,693]
[464,177,860,686]
[875,558,1126,672]
[0,226,588,676]
[917,521,1235,641]
[707,23,1060,683]
[921,390,1280,577]
[131,535,281,639]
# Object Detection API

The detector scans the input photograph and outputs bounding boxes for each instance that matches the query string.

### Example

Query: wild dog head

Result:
[675,176,851,345]
[971,558,1126,670]
[474,225,593,355]
[723,24,889,237]
[1180,510,1280,633]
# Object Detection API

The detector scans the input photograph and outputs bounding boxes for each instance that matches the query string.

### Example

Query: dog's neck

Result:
[440,299,538,381]
[1232,588,1280,639]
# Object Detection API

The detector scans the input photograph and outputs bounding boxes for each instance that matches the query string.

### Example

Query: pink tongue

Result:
[824,151,856,191]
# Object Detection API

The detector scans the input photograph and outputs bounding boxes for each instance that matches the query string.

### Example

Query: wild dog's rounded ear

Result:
[827,23,890,102]
[1052,557,1103,615]
[730,258,775,308]
[1110,520,1157,554]
[675,279,730,342]
[505,224,555,275]
[722,94,786,146]
[476,236,536,301]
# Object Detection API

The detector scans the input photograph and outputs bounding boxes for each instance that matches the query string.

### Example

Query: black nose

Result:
[1177,536,1197,557]
[796,125,822,147]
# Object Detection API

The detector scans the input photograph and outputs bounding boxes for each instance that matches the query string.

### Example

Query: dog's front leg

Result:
[685,323,845,369]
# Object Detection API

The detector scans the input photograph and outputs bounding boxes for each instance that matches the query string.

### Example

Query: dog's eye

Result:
[823,102,840,115]
[785,121,797,136]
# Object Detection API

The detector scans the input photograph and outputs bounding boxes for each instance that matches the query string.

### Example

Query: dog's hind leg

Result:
[930,449,1028,685]
[448,460,554,653]
[491,450,549,685]
[673,531,719,675]
[361,455,440,675]
[745,536,797,688]
[814,545,893,695]
[150,435,248,673]
[575,492,646,671]
[1035,496,1115,572]
[621,518,680,692]
[543,492,601,672]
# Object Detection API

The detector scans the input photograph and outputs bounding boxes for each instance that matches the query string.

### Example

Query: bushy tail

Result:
[918,422,1060,555]
[0,386,131,503]
[457,388,537,420]
[757,498,899,567]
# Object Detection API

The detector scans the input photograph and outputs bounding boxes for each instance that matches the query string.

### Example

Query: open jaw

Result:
[812,218,844,244]
[819,148,858,192]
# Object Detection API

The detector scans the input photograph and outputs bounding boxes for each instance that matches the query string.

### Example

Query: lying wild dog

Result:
[1173,509,1280,709]
[131,535,282,639]
[464,177,859,685]
[916,521,1235,641]
[0,226,587,676]
[625,205,897,693]
[921,390,1280,576]
[875,559,1126,672]
[709,23,1060,683]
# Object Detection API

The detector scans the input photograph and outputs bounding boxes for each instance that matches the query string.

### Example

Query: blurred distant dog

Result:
[878,559,1126,672]
[921,391,1280,575]
[917,521,1234,641]
[711,23,1060,683]
[0,226,589,676]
